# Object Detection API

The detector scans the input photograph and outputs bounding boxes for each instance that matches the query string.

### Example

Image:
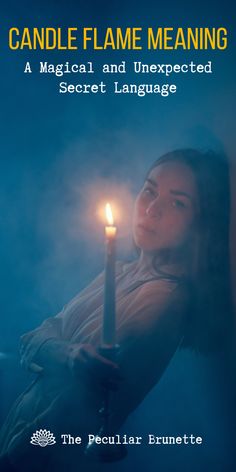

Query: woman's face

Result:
[133,161,199,253]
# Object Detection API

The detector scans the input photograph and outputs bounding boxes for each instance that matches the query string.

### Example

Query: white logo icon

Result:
[30,429,56,447]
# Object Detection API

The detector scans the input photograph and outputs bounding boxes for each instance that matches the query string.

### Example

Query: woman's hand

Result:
[67,343,122,389]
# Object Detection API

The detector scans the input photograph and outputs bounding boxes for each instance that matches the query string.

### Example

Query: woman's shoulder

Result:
[117,273,189,348]
[137,275,190,307]
[118,272,190,330]
[116,258,191,305]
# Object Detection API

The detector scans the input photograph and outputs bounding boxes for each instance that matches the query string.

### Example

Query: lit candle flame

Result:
[105,203,114,226]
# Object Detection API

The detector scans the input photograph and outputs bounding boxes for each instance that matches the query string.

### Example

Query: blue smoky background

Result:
[0,1,236,471]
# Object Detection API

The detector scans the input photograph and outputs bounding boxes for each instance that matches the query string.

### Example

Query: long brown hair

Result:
[147,149,234,354]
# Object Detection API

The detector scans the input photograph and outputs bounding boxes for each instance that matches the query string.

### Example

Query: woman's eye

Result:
[143,187,155,197]
[172,199,186,209]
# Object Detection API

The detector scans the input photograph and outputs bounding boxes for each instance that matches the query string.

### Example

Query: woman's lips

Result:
[137,223,156,234]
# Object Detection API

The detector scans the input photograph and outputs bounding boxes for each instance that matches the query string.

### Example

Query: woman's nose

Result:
[146,198,162,218]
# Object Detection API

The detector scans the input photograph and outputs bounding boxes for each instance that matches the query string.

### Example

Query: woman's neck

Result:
[135,248,189,276]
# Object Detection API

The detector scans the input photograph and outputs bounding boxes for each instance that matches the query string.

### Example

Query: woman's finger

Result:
[80,345,119,370]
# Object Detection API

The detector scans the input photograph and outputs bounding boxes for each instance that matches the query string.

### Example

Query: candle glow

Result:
[105,203,117,239]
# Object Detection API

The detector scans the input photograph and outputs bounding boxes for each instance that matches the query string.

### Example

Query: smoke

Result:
[32,136,151,313]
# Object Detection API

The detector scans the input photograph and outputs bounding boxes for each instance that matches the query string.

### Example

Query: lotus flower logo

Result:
[30,429,56,447]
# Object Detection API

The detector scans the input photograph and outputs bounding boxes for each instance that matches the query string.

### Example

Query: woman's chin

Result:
[134,237,160,253]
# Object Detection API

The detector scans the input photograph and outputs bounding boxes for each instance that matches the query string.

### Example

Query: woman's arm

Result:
[19,269,106,375]
[19,315,70,374]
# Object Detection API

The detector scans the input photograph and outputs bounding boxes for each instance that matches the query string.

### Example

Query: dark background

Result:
[0,1,236,471]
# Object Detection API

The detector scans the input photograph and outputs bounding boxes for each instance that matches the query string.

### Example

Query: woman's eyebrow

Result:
[145,180,194,202]
[146,178,157,187]
[170,189,193,201]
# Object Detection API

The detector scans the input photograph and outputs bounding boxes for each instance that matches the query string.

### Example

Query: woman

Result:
[0,149,233,471]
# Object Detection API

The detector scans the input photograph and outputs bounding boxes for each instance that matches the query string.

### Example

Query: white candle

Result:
[102,203,117,347]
